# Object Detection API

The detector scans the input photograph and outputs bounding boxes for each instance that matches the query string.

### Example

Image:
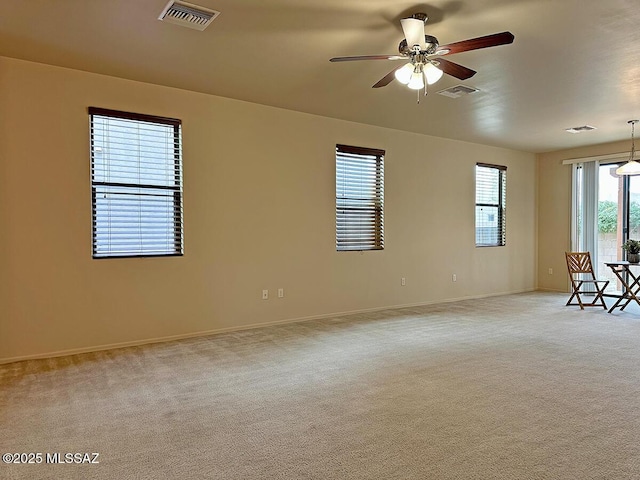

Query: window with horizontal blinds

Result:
[336,144,384,251]
[475,163,507,247]
[89,107,183,258]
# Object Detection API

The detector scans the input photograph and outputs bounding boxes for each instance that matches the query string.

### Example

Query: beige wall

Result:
[0,57,536,362]
[537,140,629,291]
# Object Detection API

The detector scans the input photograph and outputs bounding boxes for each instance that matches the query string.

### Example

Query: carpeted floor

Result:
[2,292,640,479]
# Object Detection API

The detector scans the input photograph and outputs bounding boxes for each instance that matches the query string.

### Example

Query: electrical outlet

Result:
[401,277,406,286]
[452,274,457,282]
[278,288,284,298]
[548,268,553,275]
[262,289,268,300]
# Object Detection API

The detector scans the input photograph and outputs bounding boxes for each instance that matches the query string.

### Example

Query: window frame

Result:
[335,144,385,252]
[89,107,183,259]
[475,163,507,247]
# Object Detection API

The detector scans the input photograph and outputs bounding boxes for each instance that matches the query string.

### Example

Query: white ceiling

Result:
[2,0,640,153]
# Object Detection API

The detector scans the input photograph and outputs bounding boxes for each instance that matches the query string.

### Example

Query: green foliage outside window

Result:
[598,200,617,233]
[598,200,640,233]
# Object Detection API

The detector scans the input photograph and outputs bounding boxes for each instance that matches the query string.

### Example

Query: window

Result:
[89,107,183,258]
[475,163,506,246]
[336,144,384,251]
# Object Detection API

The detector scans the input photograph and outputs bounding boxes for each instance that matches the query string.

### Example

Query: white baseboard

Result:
[0,288,537,365]
[536,287,568,293]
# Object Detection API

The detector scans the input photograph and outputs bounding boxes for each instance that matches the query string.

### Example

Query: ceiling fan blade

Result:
[372,66,402,88]
[400,18,426,50]
[438,31,514,56]
[330,55,405,62]
[434,58,476,80]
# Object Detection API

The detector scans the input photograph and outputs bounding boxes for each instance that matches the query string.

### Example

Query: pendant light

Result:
[616,120,640,176]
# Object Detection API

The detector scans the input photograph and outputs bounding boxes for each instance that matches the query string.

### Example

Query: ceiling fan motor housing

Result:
[399,35,440,55]
[411,12,428,22]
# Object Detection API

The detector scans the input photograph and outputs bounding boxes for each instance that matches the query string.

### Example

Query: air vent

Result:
[158,1,220,31]
[436,84,480,98]
[565,125,597,134]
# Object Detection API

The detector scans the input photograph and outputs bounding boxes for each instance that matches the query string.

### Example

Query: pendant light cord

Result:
[631,120,637,162]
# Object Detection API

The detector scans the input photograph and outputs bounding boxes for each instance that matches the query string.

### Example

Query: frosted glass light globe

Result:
[407,71,425,90]
[424,62,444,85]
[394,63,414,85]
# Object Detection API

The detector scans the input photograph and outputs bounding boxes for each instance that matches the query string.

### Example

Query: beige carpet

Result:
[2,292,640,479]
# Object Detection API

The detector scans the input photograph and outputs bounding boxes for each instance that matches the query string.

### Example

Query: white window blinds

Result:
[475,163,507,247]
[89,107,183,258]
[336,144,384,251]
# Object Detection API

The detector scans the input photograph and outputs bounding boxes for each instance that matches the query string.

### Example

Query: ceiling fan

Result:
[330,13,514,94]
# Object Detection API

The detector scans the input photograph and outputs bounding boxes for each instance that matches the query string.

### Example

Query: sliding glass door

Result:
[629,175,640,238]
[571,159,640,293]
[597,163,622,289]
[596,162,640,290]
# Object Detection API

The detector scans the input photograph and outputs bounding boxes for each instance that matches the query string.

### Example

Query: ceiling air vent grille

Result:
[158,1,220,31]
[436,84,480,98]
[565,125,597,134]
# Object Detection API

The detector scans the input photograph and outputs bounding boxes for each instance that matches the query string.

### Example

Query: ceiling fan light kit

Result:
[329,12,514,100]
[408,71,425,90]
[394,63,415,84]
[616,120,640,176]
[424,62,444,85]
